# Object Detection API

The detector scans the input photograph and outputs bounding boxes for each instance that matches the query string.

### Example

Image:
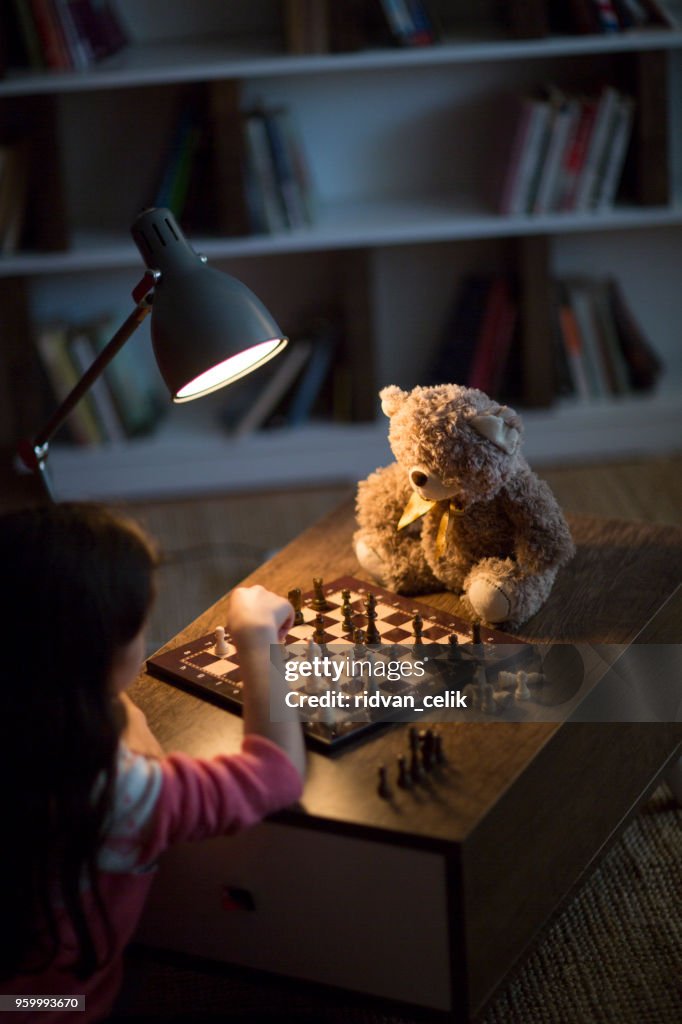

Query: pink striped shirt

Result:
[3,736,303,1023]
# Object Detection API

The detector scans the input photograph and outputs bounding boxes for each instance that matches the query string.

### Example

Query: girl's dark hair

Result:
[0,503,158,980]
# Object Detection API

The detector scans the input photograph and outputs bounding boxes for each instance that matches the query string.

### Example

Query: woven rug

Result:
[116,785,681,1022]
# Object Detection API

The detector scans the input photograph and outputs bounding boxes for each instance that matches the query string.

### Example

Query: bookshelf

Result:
[1,0,682,501]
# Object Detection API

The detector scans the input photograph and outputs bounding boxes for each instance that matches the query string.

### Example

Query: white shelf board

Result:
[1,27,682,97]
[44,391,682,502]
[4,199,682,277]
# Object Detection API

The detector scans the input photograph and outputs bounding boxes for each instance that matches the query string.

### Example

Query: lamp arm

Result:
[18,273,158,500]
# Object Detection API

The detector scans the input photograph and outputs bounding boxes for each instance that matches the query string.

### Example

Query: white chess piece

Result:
[515,670,531,701]
[214,626,228,657]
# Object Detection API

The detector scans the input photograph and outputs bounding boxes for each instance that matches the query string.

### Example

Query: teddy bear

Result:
[353,383,575,628]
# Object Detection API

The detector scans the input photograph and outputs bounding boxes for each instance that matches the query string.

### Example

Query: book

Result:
[286,321,339,426]
[554,282,591,400]
[607,278,663,390]
[35,322,103,444]
[565,279,609,396]
[243,111,288,233]
[68,328,126,441]
[263,108,308,230]
[89,314,167,437]
[587,278,631,394]
[231,340,312,437]
[556,97,597,210]
[573,86,621,210]
[467,276,516,395]
[593,94,635,208]
[533,92,581,213]
[499,97,552,215]
[427,275,493,386]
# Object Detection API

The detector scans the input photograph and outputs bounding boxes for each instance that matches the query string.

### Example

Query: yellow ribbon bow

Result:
[397,492,464,558]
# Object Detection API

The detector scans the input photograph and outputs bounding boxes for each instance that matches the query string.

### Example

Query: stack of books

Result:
[34,315,167,446]
[498,84,635,216]
[0,1,128,74]
[553,276,662,400]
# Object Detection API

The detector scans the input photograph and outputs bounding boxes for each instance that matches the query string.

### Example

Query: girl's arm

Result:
[226,585,306,780]
[119,691,164,758]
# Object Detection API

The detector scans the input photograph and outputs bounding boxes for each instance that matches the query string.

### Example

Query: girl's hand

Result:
[119,692,164,758]
[226,585,294,645]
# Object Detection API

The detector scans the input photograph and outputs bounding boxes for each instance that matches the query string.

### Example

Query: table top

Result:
[132,501,682,846]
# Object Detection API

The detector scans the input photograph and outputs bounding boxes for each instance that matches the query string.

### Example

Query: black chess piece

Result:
[353,628,366,654]
[413,612,424,645]
[341,589,354,633]
[447,633,460,660]
[365,595,381,644]
[311,577,330,612]
[421,728,435,772]
[313,612,326,644]
[377,764,392,799]
[397,755,412,789]
[288,588,304,626]
[472,620,482,646]
[409,726,424,782]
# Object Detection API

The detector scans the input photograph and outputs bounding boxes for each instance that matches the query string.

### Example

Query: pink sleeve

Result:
[140,735,303,864]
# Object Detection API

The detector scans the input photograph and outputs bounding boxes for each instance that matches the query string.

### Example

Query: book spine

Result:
[594,95,635,208]
[574,86,621,211]
[558,98,597,210]
[533,98,580,213]
[69,330,126,442]
[243,112,289,233]
[555,285,591,401]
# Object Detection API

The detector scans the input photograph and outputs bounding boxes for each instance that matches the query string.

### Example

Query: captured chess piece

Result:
[288,587,304,627]
[409,726,424,782]
[397,754,412,789]
[311,577,330,612]
[377,764,392,800]
[214,625,228,657]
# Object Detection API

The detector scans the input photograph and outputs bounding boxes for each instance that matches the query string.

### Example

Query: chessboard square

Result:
[325,621,353,638]
[423,625,449,640]
[192,651,221,667]
[374,602,396,619]
[225,668,242,683]
[383,611,412,626]
[287,624,312,642]
[203,660,233,678]
[383,627,411,643]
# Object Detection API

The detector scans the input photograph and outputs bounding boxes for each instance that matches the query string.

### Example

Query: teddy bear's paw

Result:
[353,535,388,584]
[467,576,513,624]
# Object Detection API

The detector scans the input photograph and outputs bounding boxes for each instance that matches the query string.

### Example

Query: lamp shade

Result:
[131,208,287,402]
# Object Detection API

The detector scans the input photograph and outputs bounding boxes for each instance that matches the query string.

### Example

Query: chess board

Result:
[146,576,527,751]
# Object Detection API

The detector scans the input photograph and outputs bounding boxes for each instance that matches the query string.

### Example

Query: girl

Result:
[0,503,305,1022]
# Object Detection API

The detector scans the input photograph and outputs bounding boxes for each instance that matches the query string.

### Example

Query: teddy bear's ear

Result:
[469,408,520,454]
[379,386,408,418]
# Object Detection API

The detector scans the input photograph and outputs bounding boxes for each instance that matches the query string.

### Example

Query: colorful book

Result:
[594,94,635,208]
[533,94,581,213]
[499,97,552,215]
[573,86,621,210]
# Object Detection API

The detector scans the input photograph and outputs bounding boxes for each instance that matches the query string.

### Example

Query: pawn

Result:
[397,754,412,789]
[377,764,392,800]
[353,628,366,654]
[471,620,483,648]
[214,626,229,657]
[412,612,424,644]
[515,670,531,701]
[288,588,304,627]
[447,633,461,661]
[313,613,326,645]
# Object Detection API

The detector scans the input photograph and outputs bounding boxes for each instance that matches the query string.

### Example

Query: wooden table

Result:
[133,503,682,1021]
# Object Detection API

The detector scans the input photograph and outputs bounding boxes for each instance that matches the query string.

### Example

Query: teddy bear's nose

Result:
[411,470,429,488]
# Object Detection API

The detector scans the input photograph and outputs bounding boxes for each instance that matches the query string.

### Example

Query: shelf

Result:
[41,390,682,502]
[3,199,682,277]
[1,25,682,97]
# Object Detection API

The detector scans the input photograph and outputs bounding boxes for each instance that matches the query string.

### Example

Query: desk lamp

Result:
[18,207,288,499]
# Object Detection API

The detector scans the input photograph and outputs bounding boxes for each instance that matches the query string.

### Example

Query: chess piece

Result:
[397,754,411,789]
[365,594,381,644]
[412,612,424,644]
[311,577,330,612]
[353,628,366,654]
[447,633,460,660]
[433,732,445,765]
[409,726,424,782]
[421,728,435,772]
[515,670,531,701]
[288,588,304,626]
[472,620,483,648]
[214,626,228,657]
[377,764,392,799]
[341,589,354,633]
[313,613,326,645]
